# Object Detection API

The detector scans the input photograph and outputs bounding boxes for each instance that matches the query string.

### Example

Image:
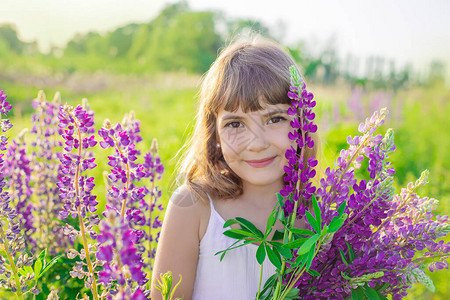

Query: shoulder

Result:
[170,185,206,207]
[168,185,211,240]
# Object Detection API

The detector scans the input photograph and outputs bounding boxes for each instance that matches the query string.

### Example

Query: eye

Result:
[224,121,243,129]
[268,116,286,124]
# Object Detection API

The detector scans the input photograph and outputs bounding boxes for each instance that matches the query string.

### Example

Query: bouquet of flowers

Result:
[218,67,450,300]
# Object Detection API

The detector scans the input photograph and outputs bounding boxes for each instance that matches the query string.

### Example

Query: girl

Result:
[151,38,316,300]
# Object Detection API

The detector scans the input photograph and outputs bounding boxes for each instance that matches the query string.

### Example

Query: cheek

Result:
[219,129,250,154]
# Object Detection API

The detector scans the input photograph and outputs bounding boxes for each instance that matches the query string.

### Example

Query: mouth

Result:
[245,156,276,168]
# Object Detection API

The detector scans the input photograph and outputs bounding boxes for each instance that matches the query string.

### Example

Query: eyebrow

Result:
[220,108,288,122]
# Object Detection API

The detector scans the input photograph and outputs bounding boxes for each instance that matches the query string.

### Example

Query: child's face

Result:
[217,102,295,188]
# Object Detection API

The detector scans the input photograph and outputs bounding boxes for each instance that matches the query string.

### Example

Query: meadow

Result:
[0,70,449,298]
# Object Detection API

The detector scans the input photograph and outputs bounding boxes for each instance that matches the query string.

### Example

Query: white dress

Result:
[191,194,276,300]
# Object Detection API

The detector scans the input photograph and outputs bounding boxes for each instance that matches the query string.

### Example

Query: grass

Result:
[1,73,448,299]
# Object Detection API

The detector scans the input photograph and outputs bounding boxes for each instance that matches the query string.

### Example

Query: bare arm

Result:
[151,186,203,300]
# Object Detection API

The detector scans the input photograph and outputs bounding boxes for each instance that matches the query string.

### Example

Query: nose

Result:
[246,126,269,152]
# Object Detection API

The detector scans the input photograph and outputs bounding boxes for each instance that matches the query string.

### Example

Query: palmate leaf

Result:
[328,217,345,233]
[312,194,322,229]
[269,241,292,259]
[346,241,355,263]
[337,200,347,216]
[258,273,277,298]
[351,287,365,300]
[361,286,380,300]
[223,219,239,228]
[306,269,320,277]
[283,237,309,249]
[305,246,315,271]
[256,243,266,264]
[296,234,319,256]
[339,249,349,267]
[235,217,264,239]
[223,228,258,240]
[265,205,279,237]
[289,228,315,236]
[272,230,284,241]
[305,210,320,234]
[265,244,282,269]
[215,240,246,261]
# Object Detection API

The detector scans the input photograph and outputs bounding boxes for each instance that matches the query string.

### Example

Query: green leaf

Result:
[259,274,277,296]
[18,268,28,276]
[305,210,320,233]
[223,219,239,228]
[265,244,282,269]
[361,286,380,300]
[39,255,63,279]
[270,242,292,259]
[306,269,320,277]
[283,237,309,249]
[337,201,347,216]
[339,249,349,267]
[215,240,245,261]
[38,249,47,261]
[305,246,315,271]
[328,217,345,233]
[278,208,286,223]
[265,206,279,236]
[346,241,355,263]
[236,217,264,238]
[276,193,284,206]
[284,287,300,298]
[272,230,284,241]
[24,265,33,274]
[223,229,257,240]
[289,228,315,236]
[377,282,389,292]
[377,293,388,300]
[256,244,266,264]
[34,258,43,278]
[296,234,320,256]
[312,194,322,229]
[351,287,365,300]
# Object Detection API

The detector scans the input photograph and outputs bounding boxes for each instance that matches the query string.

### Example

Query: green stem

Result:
[111,136,131,218]
[77,208,99,300]
[412,253,449,264]
[279,240,322,300]
[0,223,24,300]
[273,107,306,299]
[256,263,263,300]
[73,120,99,300]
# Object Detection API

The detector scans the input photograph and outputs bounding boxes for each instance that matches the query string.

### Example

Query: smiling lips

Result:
[245,156,276,168]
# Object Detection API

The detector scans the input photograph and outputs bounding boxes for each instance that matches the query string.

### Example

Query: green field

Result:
[1,71,449,298]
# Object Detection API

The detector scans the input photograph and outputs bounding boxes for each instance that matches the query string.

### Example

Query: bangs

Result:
[221,63,291,113]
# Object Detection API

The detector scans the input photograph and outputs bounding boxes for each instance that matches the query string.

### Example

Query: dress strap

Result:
[205,193,227,228]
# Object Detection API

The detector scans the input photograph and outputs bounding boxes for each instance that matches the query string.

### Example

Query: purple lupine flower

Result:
[280,66,317,219]
[58,103,98,220]
[96,210,148,296]
[0,90,12,116]
[58,101,101,298]
[0,91,38,296]
[3,131,36,250]
[99,114,165,271]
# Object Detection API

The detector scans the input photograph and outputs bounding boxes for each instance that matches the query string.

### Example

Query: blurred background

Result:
[0,0,449,298]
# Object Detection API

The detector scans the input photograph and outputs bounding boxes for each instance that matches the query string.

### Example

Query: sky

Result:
[1,0,449,79]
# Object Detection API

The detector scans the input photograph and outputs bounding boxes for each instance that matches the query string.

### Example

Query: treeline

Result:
[0,1,446,89]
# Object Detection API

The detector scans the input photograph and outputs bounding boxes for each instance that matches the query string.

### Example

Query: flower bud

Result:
[103,119,112,130]
[150,138,159,155]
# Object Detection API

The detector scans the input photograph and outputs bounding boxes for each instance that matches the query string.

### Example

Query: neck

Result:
[240,180,283,209]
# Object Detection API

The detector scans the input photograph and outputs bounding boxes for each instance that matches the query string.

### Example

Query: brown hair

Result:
[175,38,317,203]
